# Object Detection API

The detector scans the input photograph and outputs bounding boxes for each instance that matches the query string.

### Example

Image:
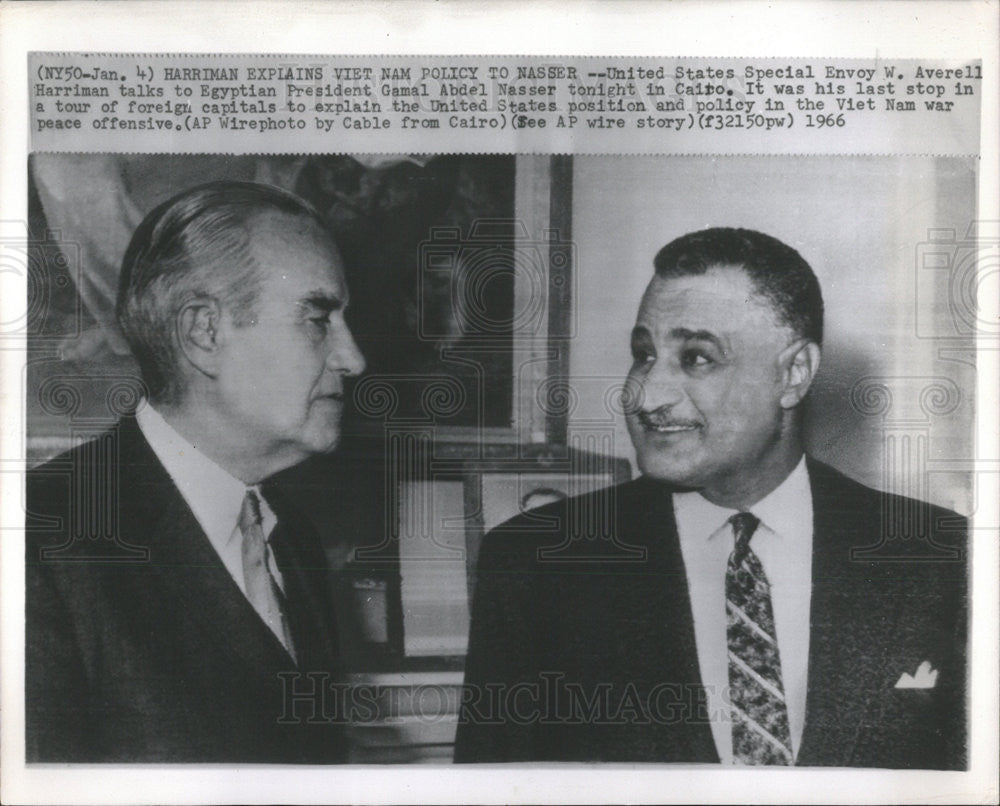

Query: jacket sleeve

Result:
[25,557,95,761]
[453,529,537,762]
[940,511,969,770]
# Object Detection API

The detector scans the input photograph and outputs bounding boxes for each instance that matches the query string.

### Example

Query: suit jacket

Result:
[26,416,347,762]
[454,458,967,768]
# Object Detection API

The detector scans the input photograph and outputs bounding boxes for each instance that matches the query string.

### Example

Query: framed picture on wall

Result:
[344,154,575,447]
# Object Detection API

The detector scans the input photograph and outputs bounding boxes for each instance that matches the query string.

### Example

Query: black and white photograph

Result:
[1,3,997,805]
[19,150,978,763]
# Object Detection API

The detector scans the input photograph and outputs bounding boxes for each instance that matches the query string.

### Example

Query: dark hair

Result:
[116,181,329,404]
[653,227,824,344]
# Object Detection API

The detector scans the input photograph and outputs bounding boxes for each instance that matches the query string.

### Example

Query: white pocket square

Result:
[895,660,938,689]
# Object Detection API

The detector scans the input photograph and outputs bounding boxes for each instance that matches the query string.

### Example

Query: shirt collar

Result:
[673,455,812,544]
[135,401,276,551]
[752,455,812,542]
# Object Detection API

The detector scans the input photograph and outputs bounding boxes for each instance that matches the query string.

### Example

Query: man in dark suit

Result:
[26,182,366,762]
[455,228,966,768]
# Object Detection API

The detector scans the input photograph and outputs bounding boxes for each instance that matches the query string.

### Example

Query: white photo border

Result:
[1,2,997,804]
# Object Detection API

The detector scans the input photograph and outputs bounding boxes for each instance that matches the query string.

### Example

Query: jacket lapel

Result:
[116,417,297,673]
[262,485,341,675]
[629,478,720,762]
[796,459,902,766]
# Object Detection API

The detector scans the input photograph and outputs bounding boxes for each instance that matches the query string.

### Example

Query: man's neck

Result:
[150,397,283,485]
[697,439,805,511]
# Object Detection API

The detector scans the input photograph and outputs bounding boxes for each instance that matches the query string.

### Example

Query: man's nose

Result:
[327,324,367,377]
[635,360,685,411]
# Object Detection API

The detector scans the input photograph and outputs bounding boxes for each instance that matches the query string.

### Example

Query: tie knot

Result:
[239,489,263,533]
[729,511,760,563]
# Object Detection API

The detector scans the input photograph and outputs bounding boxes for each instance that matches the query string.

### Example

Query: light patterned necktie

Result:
[239,489,297,663]
[726,511,793,765]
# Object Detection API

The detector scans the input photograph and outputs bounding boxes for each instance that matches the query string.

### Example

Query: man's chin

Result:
[309,433,341,455]
[298,422,343,457]
[302,406,344,452]
[635,453,704,490]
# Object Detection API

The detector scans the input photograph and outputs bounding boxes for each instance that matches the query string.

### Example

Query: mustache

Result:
[636,408,701,429]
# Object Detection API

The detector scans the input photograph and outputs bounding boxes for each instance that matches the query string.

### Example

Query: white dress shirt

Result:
[136,402,286,599]
[673,457,813,763]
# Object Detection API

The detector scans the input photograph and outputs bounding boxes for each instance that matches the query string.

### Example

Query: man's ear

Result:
[176,298,224,379]
[778,339,821,409]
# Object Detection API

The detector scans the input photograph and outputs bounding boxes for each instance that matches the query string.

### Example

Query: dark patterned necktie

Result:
[726,512,793,765]
[239,489,297,663]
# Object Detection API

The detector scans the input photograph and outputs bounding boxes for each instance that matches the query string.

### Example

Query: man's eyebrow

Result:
[670,327,724,347]
[298,291,345,314]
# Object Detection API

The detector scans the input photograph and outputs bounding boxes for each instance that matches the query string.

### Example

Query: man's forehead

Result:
[249,209,335,251]
[636,265,769,332]
[247,211,345,284]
